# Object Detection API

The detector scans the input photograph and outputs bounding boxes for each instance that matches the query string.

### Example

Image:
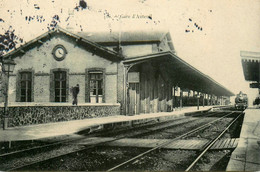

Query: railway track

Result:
[0,110,218,157]
[0,111,215,171]
[185,112,243,171]
[106,111,239,171]
[0,110,241,171]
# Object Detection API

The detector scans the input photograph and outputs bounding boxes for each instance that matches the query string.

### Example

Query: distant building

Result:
[241,51,260,88]
[241,51,260,106]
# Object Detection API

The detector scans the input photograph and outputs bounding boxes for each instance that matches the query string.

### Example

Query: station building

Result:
[0,27,234,127]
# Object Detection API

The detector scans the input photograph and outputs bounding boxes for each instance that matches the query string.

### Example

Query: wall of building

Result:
[0,104,120,127]
[0,72,4,102]
[117,62,124,111]
[119,41,172,58]
[5,34,118,104]
[105,42,168,58]
[105,74,117,103]
[125,61,217,115]
[127,62,173,115]
[122,44,153,57]
[159,36,172,52]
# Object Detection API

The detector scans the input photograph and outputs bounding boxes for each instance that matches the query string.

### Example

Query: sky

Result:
[0,0,259,105]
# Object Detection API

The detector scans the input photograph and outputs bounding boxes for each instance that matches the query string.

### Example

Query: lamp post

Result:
[2,58,16,130]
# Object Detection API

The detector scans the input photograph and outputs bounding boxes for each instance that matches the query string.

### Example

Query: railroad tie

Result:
[75,138,240,150]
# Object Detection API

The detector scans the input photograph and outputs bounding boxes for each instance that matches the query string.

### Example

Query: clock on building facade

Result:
[52,45,67,61]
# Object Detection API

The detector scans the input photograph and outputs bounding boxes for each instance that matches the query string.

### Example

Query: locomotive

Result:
[253,96,260,106]
[235,91,248,110]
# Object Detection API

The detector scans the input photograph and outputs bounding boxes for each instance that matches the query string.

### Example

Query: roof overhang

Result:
[124,51,234,96]
[1,27,123,62]
[240,51,260,83]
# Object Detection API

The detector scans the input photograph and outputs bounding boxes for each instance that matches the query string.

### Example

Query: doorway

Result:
[128,83,140,115]
[127,72,140,115]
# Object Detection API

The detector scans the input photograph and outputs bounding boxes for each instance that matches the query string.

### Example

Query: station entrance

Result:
[128,83,140,115]
[127,72,140,115]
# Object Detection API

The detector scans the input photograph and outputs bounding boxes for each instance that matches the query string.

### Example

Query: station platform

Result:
[0,106,213,142]
[226,108,260,171]
[2,105,259,170]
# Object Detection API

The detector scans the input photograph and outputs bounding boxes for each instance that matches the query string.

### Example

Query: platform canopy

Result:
[241,51,260,88]
[124,51,234,96]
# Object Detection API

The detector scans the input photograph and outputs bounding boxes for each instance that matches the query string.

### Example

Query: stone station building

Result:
[0,27,234,127]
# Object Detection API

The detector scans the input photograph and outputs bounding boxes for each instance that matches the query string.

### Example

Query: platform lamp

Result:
[2,58,16,130]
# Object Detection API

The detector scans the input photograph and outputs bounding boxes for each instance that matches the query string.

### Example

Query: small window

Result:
[20,72,32,102]
[54,71,67,102]
[89,72,103,103]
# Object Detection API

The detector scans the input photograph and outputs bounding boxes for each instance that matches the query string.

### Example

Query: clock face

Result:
[52,45,67,61]
[55,47,65,58]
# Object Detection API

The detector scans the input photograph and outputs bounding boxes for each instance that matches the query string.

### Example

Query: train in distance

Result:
[253,95,260,107]
[235,91,248,110]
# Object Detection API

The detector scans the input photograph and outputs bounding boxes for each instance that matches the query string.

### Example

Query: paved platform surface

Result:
[0,106,213,142]
[226,108,260,171]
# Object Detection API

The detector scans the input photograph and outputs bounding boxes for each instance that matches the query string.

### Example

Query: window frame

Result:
[16,69,34,102]
[85,68,105,103]
[50,68,69,102]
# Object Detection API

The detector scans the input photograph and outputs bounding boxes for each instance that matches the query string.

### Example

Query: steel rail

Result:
[3,111,219,171]
[2,109,217,158]
[0,137,82,157]
[1,108,220,157]
[106,111,235,171]
[0,111,208,158]
[130,112,221,137]
[185,112,243,171]
[0,113,193,158]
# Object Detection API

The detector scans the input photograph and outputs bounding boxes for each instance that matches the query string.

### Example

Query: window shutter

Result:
[31,70,35,102]
[102,70,105,103]
[85,69,90,102]
[50,69,55,102]
[65,70,69,102]
[16,72,21,102]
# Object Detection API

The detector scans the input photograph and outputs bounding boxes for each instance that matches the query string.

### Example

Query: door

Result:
[128,83,140,115]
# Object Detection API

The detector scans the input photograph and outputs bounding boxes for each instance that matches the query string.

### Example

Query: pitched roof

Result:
[75,30,168,45]
[1,27,123,61]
